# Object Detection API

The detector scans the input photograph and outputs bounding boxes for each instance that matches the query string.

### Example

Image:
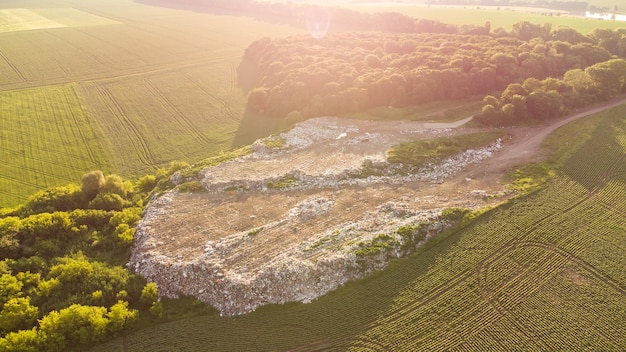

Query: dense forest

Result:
[475,57,626,125]
[241,24,626,122]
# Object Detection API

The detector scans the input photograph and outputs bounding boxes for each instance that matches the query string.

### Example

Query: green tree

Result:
[0,274,23,307]
[0,217,21,259]
[0,328,42,352]
[0,297,39,335]
[140,282,158,308]
[106,300,138,335]
[39,304,109,348]
[135,175,157,193]
[24,185,85,214]
[81,171,105,202]
[101,175,133,199]
[89,193,126,211]
[526,90,563,120]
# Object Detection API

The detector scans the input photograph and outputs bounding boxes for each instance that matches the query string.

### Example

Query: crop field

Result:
[0,0,303,206]
[0,84,111,205]
[351,5,626,34]
[89,105,626,350]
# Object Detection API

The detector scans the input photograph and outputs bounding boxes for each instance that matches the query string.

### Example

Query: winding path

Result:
[470,96,626,178]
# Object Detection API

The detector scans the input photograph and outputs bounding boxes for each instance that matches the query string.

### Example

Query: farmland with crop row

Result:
[0,0,304,206]
[0,84,111,205]
[350,5,626,34]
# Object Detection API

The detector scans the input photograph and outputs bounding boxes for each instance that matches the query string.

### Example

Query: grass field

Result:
[352,5,626,34]
[0,84,111,205]
[1,0,625,207]
[88,104,626,351]
[0,0,303,206]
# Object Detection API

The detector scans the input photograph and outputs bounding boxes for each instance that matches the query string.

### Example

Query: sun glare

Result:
[305,6,331,39]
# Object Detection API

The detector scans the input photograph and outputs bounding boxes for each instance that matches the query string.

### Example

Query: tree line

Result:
[140,0,471,34]
[475,58,626,125]
[241,24,626,120]
[425,0,593,14]
[0,164,190,351]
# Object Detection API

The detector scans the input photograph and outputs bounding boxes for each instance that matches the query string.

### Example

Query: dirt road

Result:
[465,96,626,181]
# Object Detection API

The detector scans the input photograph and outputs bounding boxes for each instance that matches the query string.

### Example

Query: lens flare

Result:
[305,6,330,39]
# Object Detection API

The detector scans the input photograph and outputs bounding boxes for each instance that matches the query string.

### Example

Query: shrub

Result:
[81,171,105,201]
[101,175,133,199]
[24,185,86,214]
[135,175,157,193]
[89,193,127,212]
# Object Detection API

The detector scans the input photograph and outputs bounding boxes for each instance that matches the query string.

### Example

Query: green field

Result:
[352,5,626,34]
[88,105,626,351]
[1,0,625,207]
[0,85,111,205]
[0,0,302,207]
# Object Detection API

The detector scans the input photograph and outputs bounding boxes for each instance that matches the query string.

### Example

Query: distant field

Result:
[0,0,624,206]
[89,104,626,351]
[351,5,626,34]
[0,85,111,205]
[0,0,303,206]
[0,8,66,33]
[0,7,120,34]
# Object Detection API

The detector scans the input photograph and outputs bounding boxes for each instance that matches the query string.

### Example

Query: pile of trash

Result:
[129,116,503,316]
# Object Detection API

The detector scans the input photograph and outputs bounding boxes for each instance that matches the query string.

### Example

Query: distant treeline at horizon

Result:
[424,0,617,14]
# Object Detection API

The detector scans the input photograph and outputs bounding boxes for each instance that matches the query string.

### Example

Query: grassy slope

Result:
[89,106,626,351]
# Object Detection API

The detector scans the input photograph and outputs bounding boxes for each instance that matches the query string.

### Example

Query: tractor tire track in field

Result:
[474,198,592,348]
[0,40,226,93]
[475,237,552,351]
[180,70,240,123]
[0,49,26,82]
[520,241,626,295]
[348,268,479,351]
[64,87,100,164]
[0,189,27,202]
[143,78,213,145]
[93,84,158,167]
[45,31,110,70]
[478,239,626,351]
[473,151,626,348]
[72,27,150,67]
[229,63,237,93]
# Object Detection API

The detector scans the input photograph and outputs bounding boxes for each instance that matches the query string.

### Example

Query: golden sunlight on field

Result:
[0,8,66,33]
[0,8,120,34]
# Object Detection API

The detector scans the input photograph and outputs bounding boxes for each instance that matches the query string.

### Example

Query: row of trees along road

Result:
[241,25,626,120]
[475,58,626,125]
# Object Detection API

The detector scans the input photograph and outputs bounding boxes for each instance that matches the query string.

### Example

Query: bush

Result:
[135,175,157,193]
[140,282,158,308]
[101,175,133,199]
[81,171,105,201]
[89,193,127,211]
[24,185,86,214]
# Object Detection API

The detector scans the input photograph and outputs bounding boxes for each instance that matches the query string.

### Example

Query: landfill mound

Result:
[129,116,508,316]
